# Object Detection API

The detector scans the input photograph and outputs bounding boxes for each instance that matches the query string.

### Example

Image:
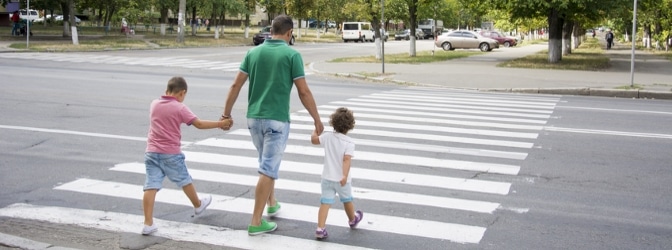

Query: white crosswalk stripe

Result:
[0,53,312,74]
[0,87,560,248]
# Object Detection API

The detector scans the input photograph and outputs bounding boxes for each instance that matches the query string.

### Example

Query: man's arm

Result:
[294,77,324,135]
[221,71,248,130]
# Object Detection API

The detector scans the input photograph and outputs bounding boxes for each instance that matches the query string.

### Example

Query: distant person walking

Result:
[220,14,324,236]
[141,76,232,235]
[310,107,363,239]
[605,29,615,50]
[11,11,20,36]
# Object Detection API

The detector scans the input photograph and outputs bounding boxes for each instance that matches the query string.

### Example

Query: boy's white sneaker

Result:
[141,224,158,235]
[194,195,212,216]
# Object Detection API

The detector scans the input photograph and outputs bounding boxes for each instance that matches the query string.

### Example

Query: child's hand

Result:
[340,177,347,186]
[219,116,233,130]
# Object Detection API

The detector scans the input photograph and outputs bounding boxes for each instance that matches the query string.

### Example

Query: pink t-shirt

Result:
[146,96,197,154]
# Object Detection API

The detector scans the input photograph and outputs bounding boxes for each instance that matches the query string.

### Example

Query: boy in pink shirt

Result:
[142,76,232,235]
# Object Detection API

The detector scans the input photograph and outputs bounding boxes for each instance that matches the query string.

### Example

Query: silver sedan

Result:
[434,30,499,52]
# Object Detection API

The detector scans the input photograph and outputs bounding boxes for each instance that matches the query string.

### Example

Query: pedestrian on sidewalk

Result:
[11,11,20,36]
[311,107,363,239]
[606,29,614,50]
[220,14,324,236]
[141,76,232,235]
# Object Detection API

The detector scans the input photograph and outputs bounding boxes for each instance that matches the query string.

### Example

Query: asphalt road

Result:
[1,43,671,250]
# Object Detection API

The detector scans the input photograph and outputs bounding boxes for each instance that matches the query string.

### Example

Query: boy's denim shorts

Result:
[247,118,290,180]
[144,152,192,191]
[320,179,354,204]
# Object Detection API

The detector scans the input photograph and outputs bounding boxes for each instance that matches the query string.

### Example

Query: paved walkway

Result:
[309,41,672,95]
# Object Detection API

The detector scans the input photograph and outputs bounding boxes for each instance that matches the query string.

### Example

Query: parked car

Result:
[9,9,39,23]
[308,21,324,28]
[479,31,517,47]
[376,29,389,41]
[342,22,375,42]
[54,15,81,24]
[394,29,425,40]
[253,26,295,46]
[435,30,499,52]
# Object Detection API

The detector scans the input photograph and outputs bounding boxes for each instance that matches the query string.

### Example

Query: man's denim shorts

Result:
[320,179,354,204]
[144,152,192,191]
[247,118,290,180]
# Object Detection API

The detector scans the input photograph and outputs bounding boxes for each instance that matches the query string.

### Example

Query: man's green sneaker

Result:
[248,219,277,236]
[267,202,281,217]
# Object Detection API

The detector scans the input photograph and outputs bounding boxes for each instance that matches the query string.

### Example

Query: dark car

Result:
[479,31,517,47]
[253,26,295,46]
[394,29,425,40]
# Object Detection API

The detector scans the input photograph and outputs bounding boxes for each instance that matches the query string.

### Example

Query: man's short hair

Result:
[166,76,188,94]
[272,15,293,35]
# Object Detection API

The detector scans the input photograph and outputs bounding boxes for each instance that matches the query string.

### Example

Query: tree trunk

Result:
[191,7,197,36]
[177,0,186,43]
[547,8,563,63]
[61,1,71,37]
[562,20,573,55]
[244,14,250,38]
[160,7,168,24]
[644,24,651,48]
[408,0,417,57]
[572,23,581,49]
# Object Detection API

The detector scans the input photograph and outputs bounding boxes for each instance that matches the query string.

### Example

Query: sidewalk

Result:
[309,41,672,99]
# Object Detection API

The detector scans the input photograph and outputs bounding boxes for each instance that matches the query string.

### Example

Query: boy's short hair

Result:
[272,15,293,35]
[166,76,188,94]
[330,107,355,134]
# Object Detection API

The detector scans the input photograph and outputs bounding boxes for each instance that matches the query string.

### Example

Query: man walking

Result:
[220,15,324,235]
[605,29,614,50]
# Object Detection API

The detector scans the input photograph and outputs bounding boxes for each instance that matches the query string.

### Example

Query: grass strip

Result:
[498,38,610,71]
[330,50,483,64]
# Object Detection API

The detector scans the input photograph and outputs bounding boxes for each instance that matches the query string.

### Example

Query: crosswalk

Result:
[0,53,311,74]
[0,87,560,248]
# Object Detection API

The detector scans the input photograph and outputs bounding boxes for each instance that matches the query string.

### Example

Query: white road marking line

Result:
[0,203,371,250]
[54,179,487,244]
[314,104,549,124]
[332,100,551,119]
[111,163,501,214]
[391,89,561,102]
[371,93,558,108]
[182,151,512,195]
[195,138,521,175]
[302,110,544,132]
[0,125,195,145]
[228,129,528,160]
[556,106,672,115]
[355,96,554,114]
[544,126,672,139]
[289,122,535,148]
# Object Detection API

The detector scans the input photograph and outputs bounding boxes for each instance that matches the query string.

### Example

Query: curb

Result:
[320,71,672,100]
[484,87,672,100]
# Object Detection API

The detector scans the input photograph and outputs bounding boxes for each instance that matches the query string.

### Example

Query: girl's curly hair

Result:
[329,107,355,134]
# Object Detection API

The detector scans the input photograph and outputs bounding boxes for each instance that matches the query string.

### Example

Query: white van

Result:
[342,22,375,43]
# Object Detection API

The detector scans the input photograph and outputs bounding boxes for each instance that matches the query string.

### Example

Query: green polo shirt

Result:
[240,39,305,122]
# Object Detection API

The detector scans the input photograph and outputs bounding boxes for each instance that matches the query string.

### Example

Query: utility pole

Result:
[177,0,186,43]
